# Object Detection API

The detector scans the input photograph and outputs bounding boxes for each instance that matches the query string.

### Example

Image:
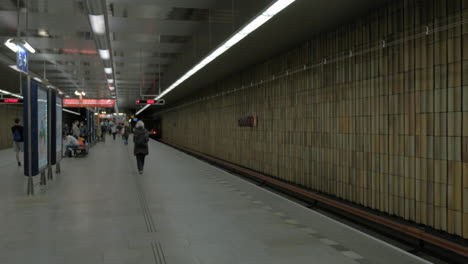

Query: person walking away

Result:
[122,123,130,145]
[133,121,149,174]
[63,133,79,157]
[72,120,80,139]
[111,125,118,141]
[11,118,24,166]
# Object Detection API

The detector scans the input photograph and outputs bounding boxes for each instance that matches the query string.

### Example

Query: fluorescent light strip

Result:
[99,49,110,60]
[136,0,296,115]
[0,89,23,99]
[4,39,18,52]
[104,67,112,74]
[8,65,21,72]
[63,108,80,116]
[89,14,106,35]
[107,79,114,84]
[22,41,36,53]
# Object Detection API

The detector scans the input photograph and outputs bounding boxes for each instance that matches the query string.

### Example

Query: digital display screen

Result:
[136,99,156,104]
[0,98,23,103]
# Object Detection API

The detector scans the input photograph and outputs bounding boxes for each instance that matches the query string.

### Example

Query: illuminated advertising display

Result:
[62,99,115,108]
[56,96,62,160]
[37,85,48,170]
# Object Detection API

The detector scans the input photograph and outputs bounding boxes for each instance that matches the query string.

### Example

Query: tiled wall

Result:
[161,0,468,238]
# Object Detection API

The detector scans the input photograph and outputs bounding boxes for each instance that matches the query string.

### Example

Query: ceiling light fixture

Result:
[38,29,49,37]
[109,86,115,91]
[136,0,296,115]
[89,14,106,35]
[4,38,36,53]
[74,91,86,96]
[63,108,80,116]
[99,49,110,60]
[104,67,112,74]
[8,65,21,72]
[4,39,18,52]
[107,79,114,84]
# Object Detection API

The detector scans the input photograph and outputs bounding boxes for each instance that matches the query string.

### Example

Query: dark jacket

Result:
[11,125,24,142]
[133,127,149,156]
[123,125,130,138]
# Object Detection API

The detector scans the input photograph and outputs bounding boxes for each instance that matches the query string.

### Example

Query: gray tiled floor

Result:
[0,135,430,263]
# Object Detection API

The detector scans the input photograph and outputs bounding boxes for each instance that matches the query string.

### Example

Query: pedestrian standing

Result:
[133,121,149,174]
[122,123,130,145]
[72,120,80,139]
[111,125,118,141]
[11,118,24,166]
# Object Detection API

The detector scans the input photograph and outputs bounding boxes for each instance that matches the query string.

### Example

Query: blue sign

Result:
[133,118,138,122]
[17,44,28,73]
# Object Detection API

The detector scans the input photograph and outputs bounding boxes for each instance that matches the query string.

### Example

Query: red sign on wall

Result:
[63,99,115,108]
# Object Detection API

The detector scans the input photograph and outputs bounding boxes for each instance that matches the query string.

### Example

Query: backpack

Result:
[135,133,147,147]
[13,128,21,142]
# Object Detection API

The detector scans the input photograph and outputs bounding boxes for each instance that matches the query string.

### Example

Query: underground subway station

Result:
[0,0,467,263]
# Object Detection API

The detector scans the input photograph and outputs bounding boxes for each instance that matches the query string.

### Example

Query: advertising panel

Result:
[37,85,48,170]
[56,96,62,160]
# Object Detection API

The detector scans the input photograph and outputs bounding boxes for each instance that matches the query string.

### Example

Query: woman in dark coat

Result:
[133,121,149,174]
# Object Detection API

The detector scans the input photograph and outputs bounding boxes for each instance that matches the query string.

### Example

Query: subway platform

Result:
[0,136,432,264]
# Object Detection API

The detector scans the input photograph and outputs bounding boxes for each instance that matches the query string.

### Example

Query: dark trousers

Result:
[112,133,117,140]
[136,154,146,171]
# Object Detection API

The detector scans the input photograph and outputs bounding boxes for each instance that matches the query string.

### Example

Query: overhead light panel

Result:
[109,86,115,91]
[104,68,112,74]
[33,77,43,83]
[99,49,110,60]
[38,29,49,37]
[8,65,21,72]
[4,38,36,53]
[4,39,18,53]
[21,40,36,53]
[107,79,114,84]
[89,14,106,35]
[264,0,296,16]
[136,0,296,115]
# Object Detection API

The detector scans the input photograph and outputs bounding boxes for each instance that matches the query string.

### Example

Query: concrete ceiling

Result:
[0,0,390,113]
[0,0,221,108]
[143,0,391,117]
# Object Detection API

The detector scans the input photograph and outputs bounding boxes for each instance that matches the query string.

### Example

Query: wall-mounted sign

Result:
[238,116,257,127]
[136,99,165,105]
[0,98,23,104]
[63,99,115,108]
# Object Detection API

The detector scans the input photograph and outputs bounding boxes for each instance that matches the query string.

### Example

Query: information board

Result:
[56,96,62,161]
[37,85,48,170]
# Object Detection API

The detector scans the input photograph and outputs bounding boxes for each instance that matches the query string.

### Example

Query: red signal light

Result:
[147,100,155,104]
